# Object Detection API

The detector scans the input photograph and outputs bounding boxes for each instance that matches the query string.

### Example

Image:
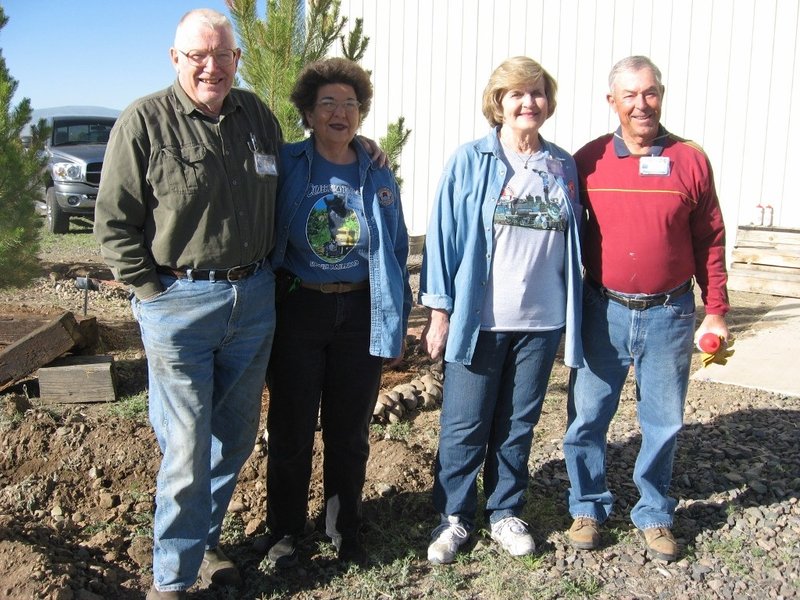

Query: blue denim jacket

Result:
[271,136,412,358]
[420,127,584,367]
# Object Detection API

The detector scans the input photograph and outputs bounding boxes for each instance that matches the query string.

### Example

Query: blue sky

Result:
[2,0,261,111]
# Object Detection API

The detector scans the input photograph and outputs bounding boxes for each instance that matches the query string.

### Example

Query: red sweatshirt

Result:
[575,128,729,315]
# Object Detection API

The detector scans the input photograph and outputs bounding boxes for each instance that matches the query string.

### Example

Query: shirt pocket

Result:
[155,144,208,196]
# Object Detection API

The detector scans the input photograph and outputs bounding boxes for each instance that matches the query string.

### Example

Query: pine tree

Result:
[228,0,346,143]
[337,17,411,188]
[379,117,411,189]
[226,0,410,185]
[0,6,47,288]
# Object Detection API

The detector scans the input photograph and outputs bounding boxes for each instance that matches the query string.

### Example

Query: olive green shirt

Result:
[94,81,282,300]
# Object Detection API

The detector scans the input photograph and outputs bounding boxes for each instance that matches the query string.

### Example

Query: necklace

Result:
[515,150,535,169]
[501,141,539,169]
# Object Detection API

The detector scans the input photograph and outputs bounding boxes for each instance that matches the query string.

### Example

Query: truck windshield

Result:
[52,118,116,146]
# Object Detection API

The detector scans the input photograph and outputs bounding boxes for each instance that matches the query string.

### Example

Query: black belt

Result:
[589,278,693,310]
[156,259,264,282]
[299,281,369,294]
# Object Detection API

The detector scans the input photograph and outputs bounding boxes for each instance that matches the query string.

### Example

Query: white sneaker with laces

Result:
[427,515,469,564]
[490,516,536,556]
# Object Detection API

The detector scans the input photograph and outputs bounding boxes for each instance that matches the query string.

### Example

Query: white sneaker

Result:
[490,516,536,556]
[427,515,469,564]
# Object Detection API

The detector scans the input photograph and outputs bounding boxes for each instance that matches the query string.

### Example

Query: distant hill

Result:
[31,106,121,119]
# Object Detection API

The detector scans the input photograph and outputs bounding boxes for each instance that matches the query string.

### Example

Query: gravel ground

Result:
[1,255,798,598]
[525,364,800,600]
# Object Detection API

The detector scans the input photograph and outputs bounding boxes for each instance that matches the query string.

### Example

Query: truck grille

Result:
[86,162,103,186]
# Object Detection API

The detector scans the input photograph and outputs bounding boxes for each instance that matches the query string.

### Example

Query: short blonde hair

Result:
[482,56,558,127]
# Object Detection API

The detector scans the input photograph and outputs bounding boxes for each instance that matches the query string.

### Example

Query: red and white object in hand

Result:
[697,332,722,354]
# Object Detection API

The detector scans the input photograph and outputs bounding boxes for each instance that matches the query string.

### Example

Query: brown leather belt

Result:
[588,278,693,310]
[156,259,264,282]
[299,281,369,294]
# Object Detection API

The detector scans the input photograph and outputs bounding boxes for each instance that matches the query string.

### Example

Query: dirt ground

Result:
[0,237,784,599]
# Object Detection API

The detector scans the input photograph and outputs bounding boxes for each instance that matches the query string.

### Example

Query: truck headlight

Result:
[52,162,83,181]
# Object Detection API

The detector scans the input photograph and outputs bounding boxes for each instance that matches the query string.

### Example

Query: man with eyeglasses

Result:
[95,8,280,599]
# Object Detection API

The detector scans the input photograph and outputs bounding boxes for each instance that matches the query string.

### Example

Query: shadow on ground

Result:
[525,406,800,549]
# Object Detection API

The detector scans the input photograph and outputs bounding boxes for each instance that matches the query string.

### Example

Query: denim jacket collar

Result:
[481,126,561,155]
[287,134,376,182]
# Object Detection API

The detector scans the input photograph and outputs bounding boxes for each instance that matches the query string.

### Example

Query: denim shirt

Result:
[271,136,412,358]
[420,127,584,367]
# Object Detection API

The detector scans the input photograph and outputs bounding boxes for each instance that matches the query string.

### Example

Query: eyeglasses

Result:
[177,49,238,67]
[315,100,362,115]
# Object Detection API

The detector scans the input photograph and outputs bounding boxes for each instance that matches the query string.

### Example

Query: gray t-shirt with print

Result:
[480,149,568,331]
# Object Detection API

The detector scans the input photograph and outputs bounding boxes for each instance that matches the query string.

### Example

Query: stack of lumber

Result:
[0,311,116,403]
[727,226,800,298]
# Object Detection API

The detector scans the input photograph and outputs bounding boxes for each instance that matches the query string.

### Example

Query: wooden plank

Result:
[731,248,800,269]
[728,262,800,279]
[0,312,84,391]
[727,272,800,298]
[734,238,800,249]
[737,225,800,235]
[727,262,800,297]
[735,226,800,247]
[0,316,95,353]
[733,241,800,256]
[0,312,61,348]
[38,355,117,404]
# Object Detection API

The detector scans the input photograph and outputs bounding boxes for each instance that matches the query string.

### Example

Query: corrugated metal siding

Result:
[335,0,800,245]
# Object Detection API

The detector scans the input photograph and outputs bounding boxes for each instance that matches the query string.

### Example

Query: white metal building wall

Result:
[335,0,800,250]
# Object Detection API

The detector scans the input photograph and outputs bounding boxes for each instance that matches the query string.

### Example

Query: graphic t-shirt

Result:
[282,154,369,284]
[480,148,568,331]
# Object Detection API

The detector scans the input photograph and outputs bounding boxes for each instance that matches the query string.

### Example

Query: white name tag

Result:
[639,156,670,176]
[546,157,565,178]
[255,152,278,176]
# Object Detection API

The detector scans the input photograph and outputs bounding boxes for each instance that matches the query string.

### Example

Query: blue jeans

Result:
[433,329,562,528]
[133,267,275,591]
[266,287,383,543]
[563,282,695,530]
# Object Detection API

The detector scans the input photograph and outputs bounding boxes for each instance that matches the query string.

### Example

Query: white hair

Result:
[174,8,233,48]
[608,56,663,94]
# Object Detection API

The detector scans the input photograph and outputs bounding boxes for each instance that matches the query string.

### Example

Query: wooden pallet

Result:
[728,226,800,297]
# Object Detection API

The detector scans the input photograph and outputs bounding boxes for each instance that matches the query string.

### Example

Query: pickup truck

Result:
[30,111,118,233]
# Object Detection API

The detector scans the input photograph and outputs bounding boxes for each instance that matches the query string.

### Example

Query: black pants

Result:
[266,286,383,541]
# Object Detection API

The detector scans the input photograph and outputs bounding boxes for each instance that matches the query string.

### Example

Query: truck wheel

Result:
[46,188,69,234]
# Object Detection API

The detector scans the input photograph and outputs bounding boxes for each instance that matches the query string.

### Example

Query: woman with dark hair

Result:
[420,56,583,564]
[264,57,411,566]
